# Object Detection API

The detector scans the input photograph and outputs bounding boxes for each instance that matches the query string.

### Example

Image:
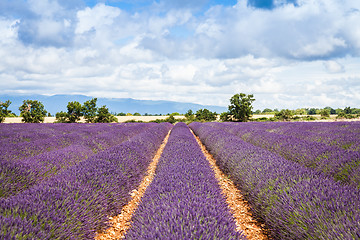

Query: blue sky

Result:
[0,0,360,110]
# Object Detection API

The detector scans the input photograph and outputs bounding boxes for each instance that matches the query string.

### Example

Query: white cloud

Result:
[323,61,345,73]
[28,0,63,18]
[1,0,360,110]
[75,4,121,34]
[0,19,20,45]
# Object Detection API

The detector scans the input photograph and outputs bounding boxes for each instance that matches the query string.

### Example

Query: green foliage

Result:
[307,108,318,115]
[55,101,83,123]
[320,109,330,118]
[0,100,12,123]
[165,115,176,124]
[125,119,143,123]
[195,109,217,121]
[185,109,195,121]
[337,112,357,119]
[19,100,47,123]
[275,109,294,121]
[228,93,255,122]
[82,98,98,123]
[324,106,336,114]
[55,111,69,123]
[67,101,83,123]
[133,112,141,116]
[117,112,126,116]
[262,108,273,113]
[95,105,118,123]
[55,98,117,123]
[254,109,261,114]
[294,108,307,115]
[220,112,231,122]
[344,106,352,114]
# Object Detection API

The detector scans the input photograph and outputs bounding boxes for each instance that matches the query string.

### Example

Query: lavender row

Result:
[125,123,245,240]
[190,122,360,240]
[208,122,360,187]
[259,121,360,151]
[0,123,129,161]
[0,123,172,239]
[0,123,153,198]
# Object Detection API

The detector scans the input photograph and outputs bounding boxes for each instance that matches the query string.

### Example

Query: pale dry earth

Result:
[95,130,171,240]
[3,116,184,123]
[95,127,268,240]
[4,115,360,123]
[191,130,269,240]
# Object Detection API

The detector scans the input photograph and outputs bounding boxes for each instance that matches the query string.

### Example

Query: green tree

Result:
[82,98,98,123]
[320,109,330,118]
[0,100,12,123]
[165,115,176,124]
[195,109,217,121]
[307,108,318,115]
[220,112,230,122]
[185,109,195,121]
[19,100,47,123]
[344,107,352,114]
[275,109,294,121]
[96,105,118,123]
[67,101,83,123]
[262,108,273,113]
[295,108,307,115]
[55,111,68,123]
[228,93,255,122]
[133,112,141,116]
[324,106,336,115]
[55,101,83,123]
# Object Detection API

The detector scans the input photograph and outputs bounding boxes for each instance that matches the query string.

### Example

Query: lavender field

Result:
[1,121,359,239]
[0,123,172,239]
[190,121,360,239]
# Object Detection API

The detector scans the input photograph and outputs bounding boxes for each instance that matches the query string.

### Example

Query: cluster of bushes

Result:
[125,108,218,124]
[1,100,49,123]
[1,94,359,123]
[0,98,118,123]
[55,98,117,123]
[0,100,12,123]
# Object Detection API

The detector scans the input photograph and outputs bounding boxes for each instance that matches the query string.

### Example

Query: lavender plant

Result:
[0,123,172,239]
[125,123,245,240]
[190,122,360,240]
[0,123,154,198]
[207,122,360,188]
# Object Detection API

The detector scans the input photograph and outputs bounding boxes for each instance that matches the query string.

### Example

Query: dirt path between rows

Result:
[191,130,269,240]
[95,130,172,240]
[95,128,268,240]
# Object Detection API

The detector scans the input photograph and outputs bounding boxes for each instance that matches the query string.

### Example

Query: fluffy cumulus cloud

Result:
[0,0,360,110]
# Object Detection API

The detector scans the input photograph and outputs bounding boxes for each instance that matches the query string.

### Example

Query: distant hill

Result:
[0,94,227,115]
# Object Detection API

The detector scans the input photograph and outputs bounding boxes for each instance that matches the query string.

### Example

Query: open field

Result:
[2,116,185,123]
[1,121,359,239]
[3,114,360,123]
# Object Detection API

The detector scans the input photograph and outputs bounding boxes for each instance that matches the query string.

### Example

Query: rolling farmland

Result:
[1,122,359,239]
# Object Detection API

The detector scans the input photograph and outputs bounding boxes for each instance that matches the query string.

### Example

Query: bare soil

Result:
[95,130,171,240]
[191,130,269,240]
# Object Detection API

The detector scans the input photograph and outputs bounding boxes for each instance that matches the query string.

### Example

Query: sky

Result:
[0,0,360,110]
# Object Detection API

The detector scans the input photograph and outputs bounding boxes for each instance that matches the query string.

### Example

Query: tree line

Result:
[1,94,359,123]
[0,98,116,123]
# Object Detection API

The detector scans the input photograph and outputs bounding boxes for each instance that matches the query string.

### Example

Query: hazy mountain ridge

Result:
[0,94,227,115]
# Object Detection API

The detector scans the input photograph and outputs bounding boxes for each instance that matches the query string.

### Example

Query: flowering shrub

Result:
[0,123,172,239]
[125,123,245,240]
[190,122,360,240]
